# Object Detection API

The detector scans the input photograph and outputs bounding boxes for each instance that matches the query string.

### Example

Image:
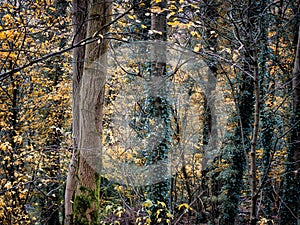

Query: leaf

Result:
[143,199,153,208]
[150,6,162,13]
[127,14,135,20]
[148,30,163,35]
[146,217,151,224]
[157,201,166,208]
[177,203,193,211]
[167,21,180,27]
[193,44,201,52]
[156,209,163,218]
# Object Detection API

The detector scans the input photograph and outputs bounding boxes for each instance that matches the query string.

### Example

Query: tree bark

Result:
[292,26,300,192]
[65,0,87,223]
[250,56,259,225]
[292,25,300,225]
[65,0,111,224]
[74,0,111,224]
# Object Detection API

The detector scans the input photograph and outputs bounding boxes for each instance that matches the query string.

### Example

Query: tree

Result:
[1,0,300,224]
[65,0,111,224]
[0,0,71,224]
[64,0,87,223]
[280,24,300,225]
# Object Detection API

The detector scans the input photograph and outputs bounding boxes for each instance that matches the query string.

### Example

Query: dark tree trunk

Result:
[280,25,300,225]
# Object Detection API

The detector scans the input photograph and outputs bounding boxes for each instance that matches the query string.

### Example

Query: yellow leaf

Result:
[169,4,177,10]
[190,31,197,36]
[167,21,180,27]
[166,212,173,218]
[143,199,153,208]
[194,44,201,52]
[114,185,123,192]
[116,209,123,217]
[157,201,166,208]
[156,209,163,218]
[146,217,151,224]
[127,14,135,20]
[151,6,162,13]
[4,181,12,189]
[178,203,193,211]
[190,4,199,8]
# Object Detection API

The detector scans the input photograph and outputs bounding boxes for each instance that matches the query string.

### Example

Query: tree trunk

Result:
[292,25,300,225]
[144,1,169,223]
[65,0,87,223]
[74,1,111,224]
[65,0,111,224]
[280,24,300,225]
[250,56,259,225]
[293,24,300,193]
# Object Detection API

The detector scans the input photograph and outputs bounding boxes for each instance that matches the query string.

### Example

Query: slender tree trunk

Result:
[219,1,257,223]
[200,1,218,222]
[292,26,300,225]
[250,55,259,225]
[293,26,300,179]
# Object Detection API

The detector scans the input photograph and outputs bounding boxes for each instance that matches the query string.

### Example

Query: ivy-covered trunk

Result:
[219,1,259,224]
[144,0,170,223]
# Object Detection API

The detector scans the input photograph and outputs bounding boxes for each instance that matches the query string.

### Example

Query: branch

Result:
[0,3,137,82]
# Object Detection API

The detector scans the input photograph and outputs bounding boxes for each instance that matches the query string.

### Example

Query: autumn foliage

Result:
[0,0,299,225]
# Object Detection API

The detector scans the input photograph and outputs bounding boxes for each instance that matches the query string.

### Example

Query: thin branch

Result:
[0,3,137,81]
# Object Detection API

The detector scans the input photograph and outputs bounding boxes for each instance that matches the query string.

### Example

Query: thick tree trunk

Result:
[65,0,87,223]
[65,0,111,224]
[74,1,111,224]
[144,1,169,222]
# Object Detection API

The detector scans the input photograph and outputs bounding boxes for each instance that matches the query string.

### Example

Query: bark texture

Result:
[65,0,111,224]
[65,0,87,223]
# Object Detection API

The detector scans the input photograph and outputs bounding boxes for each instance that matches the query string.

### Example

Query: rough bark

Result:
[65,0,111,224]
[74,0,111,223]
[65,0,87,223]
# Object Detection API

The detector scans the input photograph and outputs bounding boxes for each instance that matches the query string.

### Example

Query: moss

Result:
[73,174,101,225]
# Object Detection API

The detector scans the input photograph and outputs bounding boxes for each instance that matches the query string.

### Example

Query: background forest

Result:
[0,0,299,225]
